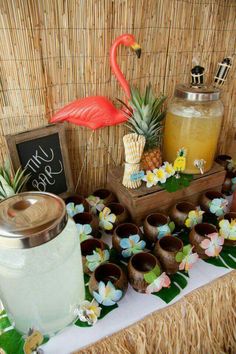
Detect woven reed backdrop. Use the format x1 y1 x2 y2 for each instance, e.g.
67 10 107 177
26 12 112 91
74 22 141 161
0 0 235 195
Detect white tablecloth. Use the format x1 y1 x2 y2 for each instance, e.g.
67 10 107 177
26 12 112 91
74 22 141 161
41 257 232 354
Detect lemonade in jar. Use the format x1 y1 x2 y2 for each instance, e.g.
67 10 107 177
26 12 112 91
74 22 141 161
163 84 224 174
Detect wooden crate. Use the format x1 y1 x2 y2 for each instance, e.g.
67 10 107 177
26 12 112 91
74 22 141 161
107 163 226 225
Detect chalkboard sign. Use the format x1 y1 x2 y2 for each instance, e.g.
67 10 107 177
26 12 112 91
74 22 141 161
6 124 74 198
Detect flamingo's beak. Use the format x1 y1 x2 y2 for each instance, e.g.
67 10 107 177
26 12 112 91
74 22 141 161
131 43 141 58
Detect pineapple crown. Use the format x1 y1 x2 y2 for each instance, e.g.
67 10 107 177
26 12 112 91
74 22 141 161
119 83 167 151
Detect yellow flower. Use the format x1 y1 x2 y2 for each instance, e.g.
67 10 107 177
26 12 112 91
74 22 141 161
163 162 175 177
219 219 236 240
185 210 204 228
153 167 167 184
142 171 158 188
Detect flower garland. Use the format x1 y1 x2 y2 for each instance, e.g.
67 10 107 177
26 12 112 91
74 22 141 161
142 161 193 192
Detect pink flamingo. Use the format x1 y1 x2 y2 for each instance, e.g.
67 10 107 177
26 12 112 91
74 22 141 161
50 34 141 129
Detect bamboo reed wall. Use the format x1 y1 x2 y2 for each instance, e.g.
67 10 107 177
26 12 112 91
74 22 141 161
0 0 235 195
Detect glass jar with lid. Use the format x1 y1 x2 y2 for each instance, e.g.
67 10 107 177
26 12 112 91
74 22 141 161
163 84 224 174
0 192 85 335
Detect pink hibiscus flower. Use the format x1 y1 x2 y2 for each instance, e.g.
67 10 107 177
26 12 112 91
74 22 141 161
200 232 224 257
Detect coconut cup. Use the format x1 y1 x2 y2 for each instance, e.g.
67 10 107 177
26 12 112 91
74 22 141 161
64 194 89 212
92 188 116 206
80 238 109 274
189 223 218 259
222 171 236 194
89 262 128 301
143 213 170 244
154 236 183 274
231 191 236 212
215 154 232 170
106 202 129 231
73 211 99 238
199 190 226 213
128 252 161 293
112 223 144 257
169 201 196 227
220 212 236 246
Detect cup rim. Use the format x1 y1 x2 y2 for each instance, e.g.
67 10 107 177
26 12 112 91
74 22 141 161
158 235 183 253
216 154 232 161
80 238 103 256
221 212 236 222
93 189 111 199
64 195 85 205
107 202 125 215
175 201 195 213
114 223 140 238
205 191 225 200
73 211 93 224
94 262 122 283
146 213 169 227
194 222 217 237
130 252 158 273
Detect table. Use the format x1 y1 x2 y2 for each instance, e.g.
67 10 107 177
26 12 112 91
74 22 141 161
41 263 236 354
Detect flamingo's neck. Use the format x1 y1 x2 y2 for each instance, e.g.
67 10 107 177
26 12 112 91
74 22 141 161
110 38 131 99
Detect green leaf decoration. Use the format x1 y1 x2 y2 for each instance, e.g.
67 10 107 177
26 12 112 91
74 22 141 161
183 244 192 255
175 252 184 262
153 271 188 303
159 174 193 193
85 285 93 302
84 273 90 285
144 271 157 284
0 312 24 354
156 272 188 302
169 221 175 233
153 265 161 277
0 311 49 354
144 265 161 284
99 303 118 319
204 245 236 269
74 319 92 327
176 228 190 246
202 212 219 227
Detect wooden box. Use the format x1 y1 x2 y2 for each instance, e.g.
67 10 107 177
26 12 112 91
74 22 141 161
107 163 226 225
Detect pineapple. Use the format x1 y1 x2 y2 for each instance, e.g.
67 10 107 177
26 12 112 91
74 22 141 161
122 83 166 171
0 160 30 200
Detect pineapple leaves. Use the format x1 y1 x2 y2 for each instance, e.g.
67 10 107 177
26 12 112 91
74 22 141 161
120 83 167 152
116 98 132 114
0 160 31 199
14 169 31 193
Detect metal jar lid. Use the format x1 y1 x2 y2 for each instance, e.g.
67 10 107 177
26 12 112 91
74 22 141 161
175 84 221 101
0 192 68 249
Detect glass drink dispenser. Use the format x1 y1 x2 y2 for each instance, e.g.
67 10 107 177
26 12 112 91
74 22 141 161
0 192 85 335
163 84 224 174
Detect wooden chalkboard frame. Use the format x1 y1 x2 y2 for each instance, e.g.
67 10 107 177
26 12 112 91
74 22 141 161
5 124 74 199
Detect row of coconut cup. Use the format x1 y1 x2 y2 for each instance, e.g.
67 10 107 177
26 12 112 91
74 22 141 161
82 237 182 296
64 189 130 238
64 187 234 250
